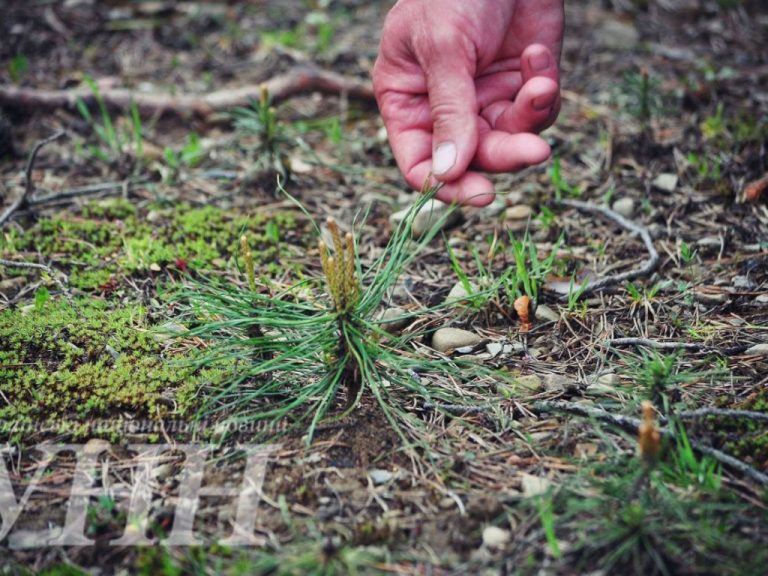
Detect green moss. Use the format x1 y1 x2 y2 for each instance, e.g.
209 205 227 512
709 390 768 468
0 296 207 439
0 199 304 291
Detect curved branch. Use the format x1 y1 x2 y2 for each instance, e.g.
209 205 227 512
0 66 375 120
560 198 660 296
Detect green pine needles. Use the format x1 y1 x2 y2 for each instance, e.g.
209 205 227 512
177 187 496 444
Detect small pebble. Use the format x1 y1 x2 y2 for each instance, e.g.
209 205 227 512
596 373 621 386
652 173 678 193
368 469 394 485
379 307 410 334
445 281 477 305
390 199 462 238
431 328 482 354
521 473 552 497
745 343 768 356
482 526 511 549
505 205 534 220
534 304 560 323
732 275 756 290
611 197 636 219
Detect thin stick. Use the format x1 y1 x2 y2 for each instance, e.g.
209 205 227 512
423 402 493 415
0 131 66 228
606 337 750 356
560 199 659 295
0 66 375 120
674 408 768 423
534 400 768 486
28 179 140 207
0 258 79 315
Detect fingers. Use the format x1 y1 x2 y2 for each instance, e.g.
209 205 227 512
521 43 560 87
481 75 560 134
472 128 551 173
404 158 496 207
421 41 480 183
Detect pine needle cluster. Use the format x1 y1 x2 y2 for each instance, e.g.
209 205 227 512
174 188 499 444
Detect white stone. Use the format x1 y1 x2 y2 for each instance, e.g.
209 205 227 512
521 473 552 498
445 281 477 305
505 205 534 220
652 173 678 192
431 328 482 353
746 343 768 356
534 304 560 323
611 197 636 219
482 526 511 548
368 469 394 485
389 199 462 238
378 307 410 334
596 373 621 386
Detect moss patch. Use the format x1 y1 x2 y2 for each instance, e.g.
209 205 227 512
0 198 305 291
0 296 214 439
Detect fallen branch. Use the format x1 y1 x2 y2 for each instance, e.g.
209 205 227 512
0 131 66 228
606 337 750 356
0 66 375 120
534 399 768 486
674 408 768 423
560 199 659 296
28 179 142 207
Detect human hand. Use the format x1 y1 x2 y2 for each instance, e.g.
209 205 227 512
373 0 564 206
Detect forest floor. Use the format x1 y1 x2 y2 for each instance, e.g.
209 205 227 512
1 1 767 574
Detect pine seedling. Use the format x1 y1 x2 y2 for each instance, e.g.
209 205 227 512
240 234 257 293
175 186 504 445
638 400 662 467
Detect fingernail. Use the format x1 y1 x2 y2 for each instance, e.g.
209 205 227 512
532 93 556 112
530 52 550 72
432 142 457 176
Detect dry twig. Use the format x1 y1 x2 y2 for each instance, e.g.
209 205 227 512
606 337 750 356
560 198 659 296
28 179 142 207
0 66 375 120
534 400 768 486
0 258 79 315
0 131 66 228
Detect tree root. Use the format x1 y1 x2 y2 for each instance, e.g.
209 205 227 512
0 66 375 120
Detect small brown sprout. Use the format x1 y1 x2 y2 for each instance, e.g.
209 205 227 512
514 295 532 333
638 400 662 465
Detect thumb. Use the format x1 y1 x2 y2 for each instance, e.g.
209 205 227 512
423 53 479 183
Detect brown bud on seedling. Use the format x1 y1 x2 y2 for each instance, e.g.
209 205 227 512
638 400 662 465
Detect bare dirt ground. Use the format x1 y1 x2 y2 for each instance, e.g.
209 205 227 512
1 1 767 574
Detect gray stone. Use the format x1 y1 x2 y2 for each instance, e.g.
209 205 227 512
521 473 552 497
445 281 477 305
482 526 511 548
368 469 394 485
390 199 462 238
505 204 534 220
432 328 482 353
652 173 678 192
611 197 636 219
534 304 560 323
746 343 768 356
379 307 410 334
